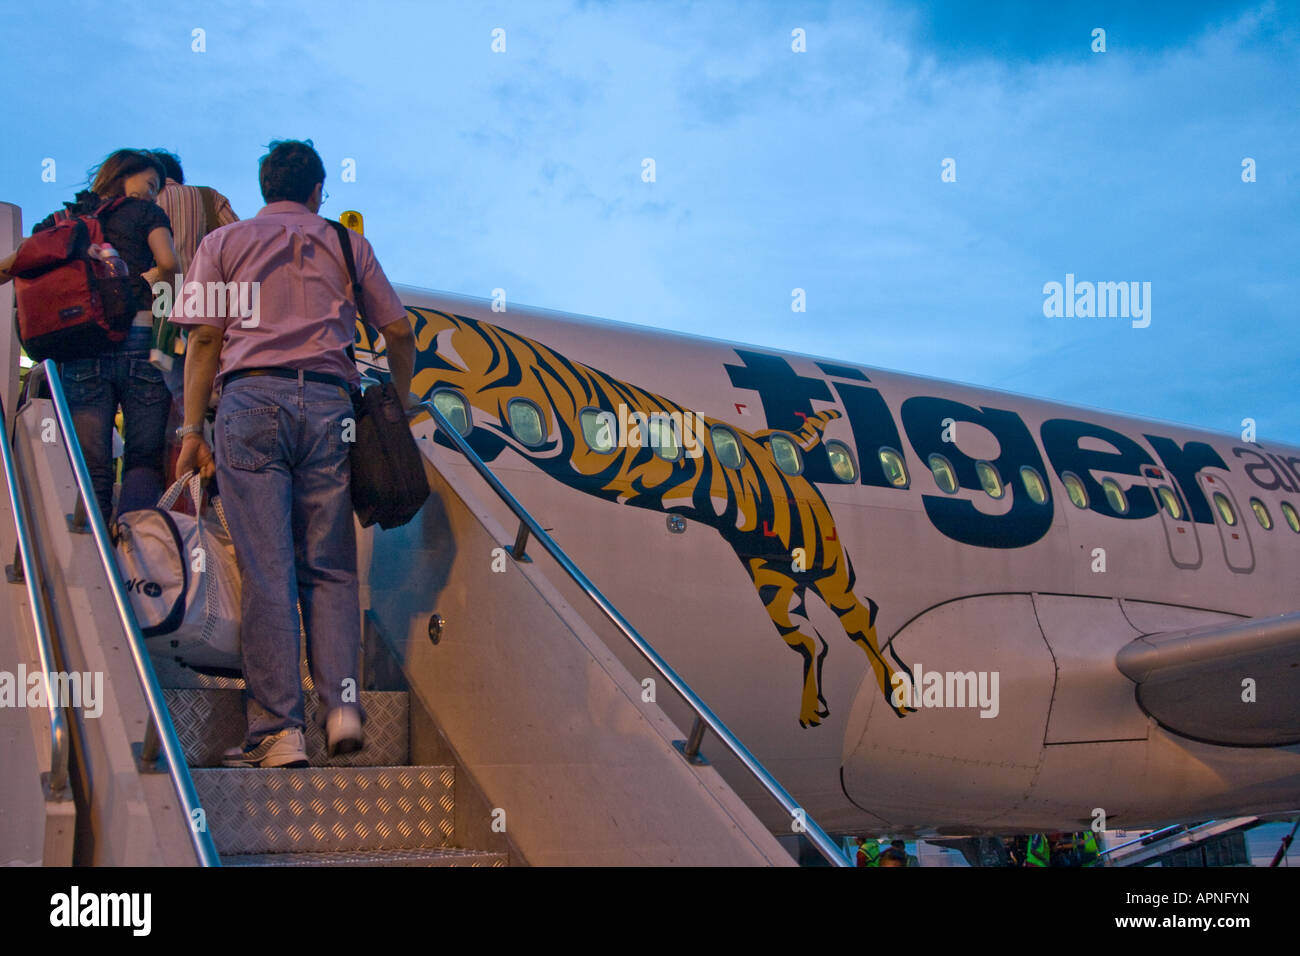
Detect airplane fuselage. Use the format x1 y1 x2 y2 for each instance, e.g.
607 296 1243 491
364 286 1300 836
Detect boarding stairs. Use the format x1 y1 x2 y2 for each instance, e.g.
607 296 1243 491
159 662 504 866
0 198 842 867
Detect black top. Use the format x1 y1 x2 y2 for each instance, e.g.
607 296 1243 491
35 191 172 302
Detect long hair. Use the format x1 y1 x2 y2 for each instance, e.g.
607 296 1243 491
88 149 167 199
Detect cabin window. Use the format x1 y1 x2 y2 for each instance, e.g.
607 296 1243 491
1020 466 1049 504
826 441 857 483
1101 477 1127 515
1282 501 1300 533
1061 471 1088 509
975 461 1003 499
1157 486 1183 521
431 389 471 437
711 426 744 469
1250 498 1272 530
647 415 681 461
507 398 546 447
1212 492 1237 526
770 434 803 476
579 408 616 453
878 447 908 488
928 454 958 494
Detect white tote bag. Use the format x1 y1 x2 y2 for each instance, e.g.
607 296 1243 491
113 473 242 672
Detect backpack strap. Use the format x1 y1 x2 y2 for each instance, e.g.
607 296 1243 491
91 195 131 223
198 186 219 235
327 218 366 365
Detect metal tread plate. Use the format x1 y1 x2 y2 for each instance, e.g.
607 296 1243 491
164 688 409 767
222 847 506 867
192 765 456 854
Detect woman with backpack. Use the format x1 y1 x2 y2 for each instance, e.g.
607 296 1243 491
1 148 181 523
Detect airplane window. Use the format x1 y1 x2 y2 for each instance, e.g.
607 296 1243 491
507 398 546 447
1157 486 1183 521
1020 466 1049 504
1250 498 1273 530
431 389 472 437
648 415 681 462
975 461 1003 499
1282 501 1300 533
878 447 908 488
711 426 744 469
928 454 958 494
1062 471 1088 509
1101 477 1128 514
770 434 803 475
579 408 616 453
826 440 857 482
1212 492 1237 526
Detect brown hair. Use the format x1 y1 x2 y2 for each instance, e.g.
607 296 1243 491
89 149 167 199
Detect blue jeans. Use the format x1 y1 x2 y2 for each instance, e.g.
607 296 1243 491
59 326 169 523
215 374 362 745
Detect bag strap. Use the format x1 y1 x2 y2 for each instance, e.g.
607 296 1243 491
157 475 190 511
327 219 365 365
209 493 231 538
93 196 130 221
158 471 232 538
199 186 219 235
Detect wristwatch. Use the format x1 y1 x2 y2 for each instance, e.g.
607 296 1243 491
176 424 204 441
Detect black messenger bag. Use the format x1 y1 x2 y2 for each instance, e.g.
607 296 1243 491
329 219 430 529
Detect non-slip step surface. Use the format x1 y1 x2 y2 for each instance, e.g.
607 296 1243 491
164 688 409 767
222 847 506 867
191 766 456 855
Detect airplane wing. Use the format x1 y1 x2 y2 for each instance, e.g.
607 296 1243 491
1116 611 1300 747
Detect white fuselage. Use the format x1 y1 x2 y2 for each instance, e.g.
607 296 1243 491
376 286 1300 836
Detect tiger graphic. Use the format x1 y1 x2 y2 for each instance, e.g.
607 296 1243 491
358 307 910 727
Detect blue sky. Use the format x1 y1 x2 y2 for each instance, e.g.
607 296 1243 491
3 0 1297 442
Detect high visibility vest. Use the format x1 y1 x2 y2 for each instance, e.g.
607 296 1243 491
857 840 881 867
1026 833 1051 867
1080 830 1101 866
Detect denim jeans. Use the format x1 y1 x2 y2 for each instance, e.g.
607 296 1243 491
215 374 362 745
59 325 169 523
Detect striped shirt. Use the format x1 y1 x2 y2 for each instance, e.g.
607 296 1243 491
157 178 238 275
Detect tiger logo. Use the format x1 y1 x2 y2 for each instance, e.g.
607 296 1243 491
358 307 910 727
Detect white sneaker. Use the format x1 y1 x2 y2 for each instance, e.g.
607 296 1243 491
326 707 363 757
221 728 308 768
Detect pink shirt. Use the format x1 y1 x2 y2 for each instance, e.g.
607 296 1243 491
170 201 408 386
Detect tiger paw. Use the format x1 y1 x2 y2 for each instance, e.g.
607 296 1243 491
799 705 827 728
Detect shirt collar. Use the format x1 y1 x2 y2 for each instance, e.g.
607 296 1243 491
257 201 315 217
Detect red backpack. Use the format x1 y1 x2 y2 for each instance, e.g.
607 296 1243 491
10 197 140 361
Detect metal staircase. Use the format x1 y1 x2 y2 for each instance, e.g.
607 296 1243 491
0 347 812 866
161 674 504 866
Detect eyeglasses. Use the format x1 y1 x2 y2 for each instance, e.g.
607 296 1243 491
320 188 329 205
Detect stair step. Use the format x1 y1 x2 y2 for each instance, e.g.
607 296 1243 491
222 847 505 867
192 766 455 855
164 689 408 767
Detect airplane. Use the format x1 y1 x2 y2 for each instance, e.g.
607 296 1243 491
2 192 1295 864
351 282 1300 840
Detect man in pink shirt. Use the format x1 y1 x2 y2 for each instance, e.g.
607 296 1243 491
172 140 415 768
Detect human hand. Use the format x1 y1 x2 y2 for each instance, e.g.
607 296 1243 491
176 436 215 482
